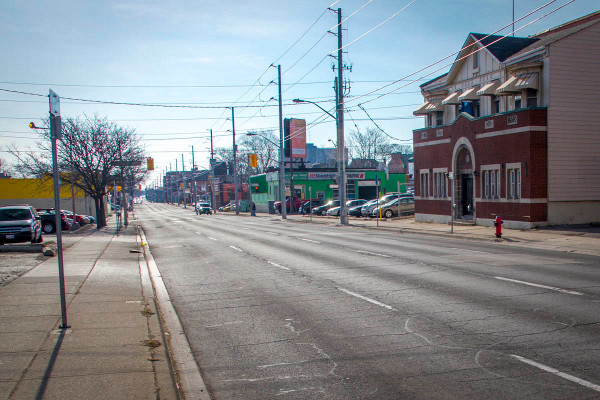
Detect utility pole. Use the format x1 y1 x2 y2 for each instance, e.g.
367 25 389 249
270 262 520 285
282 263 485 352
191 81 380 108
336 7 347 224
182 154 186 208
210 129 217 213
192 145 197 212
278 64 286 219
176 159 179 206
232 107 239 215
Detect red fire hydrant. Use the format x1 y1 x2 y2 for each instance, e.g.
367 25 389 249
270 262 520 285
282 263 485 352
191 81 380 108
493 216 503 238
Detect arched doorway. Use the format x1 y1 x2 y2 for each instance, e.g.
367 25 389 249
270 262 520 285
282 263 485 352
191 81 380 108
453 143 475 220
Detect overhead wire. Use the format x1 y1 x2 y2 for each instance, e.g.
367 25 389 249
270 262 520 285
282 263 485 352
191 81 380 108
347 0 566 106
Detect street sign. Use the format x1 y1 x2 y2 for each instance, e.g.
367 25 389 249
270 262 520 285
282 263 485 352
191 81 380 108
448 172 454 180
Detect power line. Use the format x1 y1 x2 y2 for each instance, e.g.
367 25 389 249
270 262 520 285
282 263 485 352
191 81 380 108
347 0 568 107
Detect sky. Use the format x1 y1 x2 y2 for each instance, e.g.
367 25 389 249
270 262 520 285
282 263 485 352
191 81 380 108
0 0 597 188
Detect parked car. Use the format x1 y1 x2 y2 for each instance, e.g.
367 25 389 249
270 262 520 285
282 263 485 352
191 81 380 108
326 199 368 216
361 193 411 217
371 197 415 218
195 202 212 215
62 210 88 225
219 202 234 212
300 199 323 215
311 200 340 216
274 197 304 214
0 205 43 245
36 208 70 233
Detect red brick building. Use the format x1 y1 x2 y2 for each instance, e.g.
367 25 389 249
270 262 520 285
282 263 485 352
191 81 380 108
413 11 600 229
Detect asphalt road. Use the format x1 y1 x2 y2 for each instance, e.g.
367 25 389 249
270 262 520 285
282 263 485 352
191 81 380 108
137 203 600 399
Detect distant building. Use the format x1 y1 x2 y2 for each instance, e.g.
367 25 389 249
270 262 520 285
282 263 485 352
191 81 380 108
413 11 600 228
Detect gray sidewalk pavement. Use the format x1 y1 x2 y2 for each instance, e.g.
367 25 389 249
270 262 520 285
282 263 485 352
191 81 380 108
0 218 178 400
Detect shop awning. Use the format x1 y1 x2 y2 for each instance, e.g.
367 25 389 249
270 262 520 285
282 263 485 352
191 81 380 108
514 72 538 90
495 76 519 95
442 92 461 105
458 87 479 101
413 100 443 115
477 81 500 96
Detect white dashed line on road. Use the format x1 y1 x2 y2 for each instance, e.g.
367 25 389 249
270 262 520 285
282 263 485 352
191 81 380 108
511 355 600 392
298 238 321 244
338 288 395 311
495 276 584 296
208 237 217 241
229 246 243 252
267 261 290 271
353 250 391 258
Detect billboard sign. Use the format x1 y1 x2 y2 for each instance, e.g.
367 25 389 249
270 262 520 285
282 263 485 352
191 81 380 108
284 118 307 159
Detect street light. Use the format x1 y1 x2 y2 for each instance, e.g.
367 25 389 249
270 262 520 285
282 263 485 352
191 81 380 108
293 98 347 224
246 132 286 220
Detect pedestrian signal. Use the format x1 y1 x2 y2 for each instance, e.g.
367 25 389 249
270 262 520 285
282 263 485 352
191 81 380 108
147 158 155 170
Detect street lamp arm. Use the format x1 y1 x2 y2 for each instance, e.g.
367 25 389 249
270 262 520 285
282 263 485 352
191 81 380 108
292 99 336 120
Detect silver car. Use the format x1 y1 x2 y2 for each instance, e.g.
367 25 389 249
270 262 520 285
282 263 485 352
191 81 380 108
371 197 415 218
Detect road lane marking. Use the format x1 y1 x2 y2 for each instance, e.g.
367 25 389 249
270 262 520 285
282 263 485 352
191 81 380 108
229 246 243 252
196 231 203 235
266 231 280 236
208 237 217 241
268 261 290 271
353 250 391 258
495 276 584 296
298 238 321 244
511 355 600 392
338 288 395 311
450 247 488 254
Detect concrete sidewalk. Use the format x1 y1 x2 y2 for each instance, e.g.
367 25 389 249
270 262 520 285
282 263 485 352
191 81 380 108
0 219 178 400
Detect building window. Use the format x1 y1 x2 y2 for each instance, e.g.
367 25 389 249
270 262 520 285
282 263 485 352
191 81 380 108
508 167 521 199
473 100 480 117
473 51 479 69
482 167 500 199
421 131 427 140
492 95 501 114
526 89 538 107
483 171 489 199
514 94 522 110
435 111 444 126
420 172 430 197
433 172 447 198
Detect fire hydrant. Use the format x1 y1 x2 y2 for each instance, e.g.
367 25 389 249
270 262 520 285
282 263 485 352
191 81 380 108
493 216 503 238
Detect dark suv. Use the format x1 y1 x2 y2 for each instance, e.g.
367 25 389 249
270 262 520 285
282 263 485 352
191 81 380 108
0 205 43 245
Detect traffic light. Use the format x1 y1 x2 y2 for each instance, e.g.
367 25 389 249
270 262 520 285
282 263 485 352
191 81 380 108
147 158 155 170
249 154 257 168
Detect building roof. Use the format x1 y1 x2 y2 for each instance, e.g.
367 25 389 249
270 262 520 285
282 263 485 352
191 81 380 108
419 73 448 88
506 11 600 62
470 33 539 62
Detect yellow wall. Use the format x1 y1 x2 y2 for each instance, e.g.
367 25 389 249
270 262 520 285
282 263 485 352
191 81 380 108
0 178 84 199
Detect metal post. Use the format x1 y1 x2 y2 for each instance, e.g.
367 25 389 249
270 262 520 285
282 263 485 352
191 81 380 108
232 107 239 215
398 181 401 217
49 90 69 329
278 65 286 220
450 172 455 234
376 175 380 228
336 8 347 225
309 187 312 223
210 129 217 213
182 154 186 208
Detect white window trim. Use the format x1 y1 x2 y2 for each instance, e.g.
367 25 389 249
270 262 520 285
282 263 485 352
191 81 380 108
419 169 431 198
481 164 501 200
506 162 521 200
432 168 448 199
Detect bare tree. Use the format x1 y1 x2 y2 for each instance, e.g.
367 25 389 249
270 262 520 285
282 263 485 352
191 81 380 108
239 130 279 173
347 127 410 163
10 114 145 229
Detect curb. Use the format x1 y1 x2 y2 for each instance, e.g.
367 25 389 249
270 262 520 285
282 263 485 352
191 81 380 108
138 226 212 400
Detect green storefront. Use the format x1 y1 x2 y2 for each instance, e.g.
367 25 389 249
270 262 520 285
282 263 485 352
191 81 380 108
250 169 408 213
